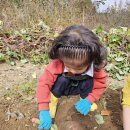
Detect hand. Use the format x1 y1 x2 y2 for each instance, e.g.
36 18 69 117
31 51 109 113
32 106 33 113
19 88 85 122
39 110 52 130
75 99 91 116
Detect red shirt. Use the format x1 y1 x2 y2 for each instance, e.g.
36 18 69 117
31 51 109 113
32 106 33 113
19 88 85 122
37 59 108 111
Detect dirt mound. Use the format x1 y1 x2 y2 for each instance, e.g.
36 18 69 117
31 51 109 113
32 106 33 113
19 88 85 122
55 89 123 130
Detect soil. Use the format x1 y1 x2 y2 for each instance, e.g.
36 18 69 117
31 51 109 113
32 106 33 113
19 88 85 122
0 62 124 130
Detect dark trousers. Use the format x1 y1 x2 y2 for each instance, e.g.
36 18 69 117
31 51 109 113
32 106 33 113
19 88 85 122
51 74 93 99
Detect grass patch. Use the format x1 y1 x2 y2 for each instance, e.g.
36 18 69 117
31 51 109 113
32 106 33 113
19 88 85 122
4 80 37 100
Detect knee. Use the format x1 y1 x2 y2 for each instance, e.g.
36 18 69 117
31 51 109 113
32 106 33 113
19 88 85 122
51 76 70 97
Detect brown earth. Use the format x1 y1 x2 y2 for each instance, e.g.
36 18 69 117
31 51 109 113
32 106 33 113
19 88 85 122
0 62 124 130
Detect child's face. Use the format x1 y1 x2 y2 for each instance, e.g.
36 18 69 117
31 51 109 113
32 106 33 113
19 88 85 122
63 59 88 74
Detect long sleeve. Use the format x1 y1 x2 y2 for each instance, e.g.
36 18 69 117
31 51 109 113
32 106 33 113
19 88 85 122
86 68 108 103
37 68 55 111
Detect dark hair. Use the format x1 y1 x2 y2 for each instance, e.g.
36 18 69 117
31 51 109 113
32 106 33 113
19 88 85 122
49 25 107 70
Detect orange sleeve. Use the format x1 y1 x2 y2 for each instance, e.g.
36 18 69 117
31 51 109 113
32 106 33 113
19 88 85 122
37 68 55 111
86 68 108 103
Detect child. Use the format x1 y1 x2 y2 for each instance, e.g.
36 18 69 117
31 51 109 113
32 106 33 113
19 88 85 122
122 75 130 130
37 25 108 130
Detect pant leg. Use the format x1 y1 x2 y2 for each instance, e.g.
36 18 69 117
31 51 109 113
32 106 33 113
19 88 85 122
79 77 93 99
51 75 71 98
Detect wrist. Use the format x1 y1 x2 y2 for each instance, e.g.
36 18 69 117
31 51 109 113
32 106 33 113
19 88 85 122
39 110 50 117
38 103 49 111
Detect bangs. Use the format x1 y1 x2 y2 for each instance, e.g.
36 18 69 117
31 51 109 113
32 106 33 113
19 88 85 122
58 45 89 64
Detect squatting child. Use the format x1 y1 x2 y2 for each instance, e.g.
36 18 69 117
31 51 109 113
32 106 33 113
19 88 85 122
37 25 108 130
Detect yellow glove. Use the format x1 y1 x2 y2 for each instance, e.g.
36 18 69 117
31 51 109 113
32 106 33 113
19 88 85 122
90 103 98 111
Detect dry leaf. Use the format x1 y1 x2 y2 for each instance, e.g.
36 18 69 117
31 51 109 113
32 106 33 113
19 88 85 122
101 110 112 116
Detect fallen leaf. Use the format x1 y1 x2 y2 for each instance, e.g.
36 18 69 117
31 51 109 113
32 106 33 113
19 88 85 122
101 110 112 116
21 59 28 64
54 32 59 38
32 73 37 79
6 97 11 100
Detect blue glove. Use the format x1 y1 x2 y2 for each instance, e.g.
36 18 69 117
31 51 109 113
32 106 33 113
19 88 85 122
39 110 52 130
75 99 91 116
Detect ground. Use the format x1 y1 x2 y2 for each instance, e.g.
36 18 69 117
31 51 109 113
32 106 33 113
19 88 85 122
0 62 124 130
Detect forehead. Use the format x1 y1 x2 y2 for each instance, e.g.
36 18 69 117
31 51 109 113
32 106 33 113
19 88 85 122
63 58 87 68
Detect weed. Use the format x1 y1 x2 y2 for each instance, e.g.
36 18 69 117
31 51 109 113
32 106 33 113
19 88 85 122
4 80 37 100
0 47 24 65
18 80 37 96
94 26 130 80
31 53 49 65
